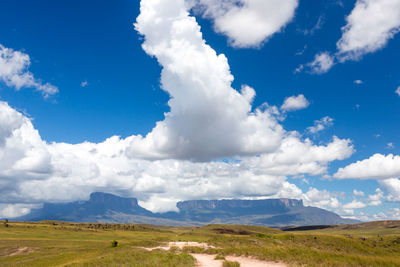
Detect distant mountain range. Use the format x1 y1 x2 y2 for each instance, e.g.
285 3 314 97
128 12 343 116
15 192 359 227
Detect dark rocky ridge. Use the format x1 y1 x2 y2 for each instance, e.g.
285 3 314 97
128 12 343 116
15 192 359 227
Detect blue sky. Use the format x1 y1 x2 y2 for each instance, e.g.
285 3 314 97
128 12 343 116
0 0 399 220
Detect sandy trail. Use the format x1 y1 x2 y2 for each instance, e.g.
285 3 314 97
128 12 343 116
141 241 286 267
142 241 215 251
225 255 286 267
191 254 221 267
9 247 34 256
191 254 286 267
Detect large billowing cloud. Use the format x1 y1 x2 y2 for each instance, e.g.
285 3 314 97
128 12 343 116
192 0 298 48
0 101 353 214
0 44 58 98
0 0 356 216
0 102 52 202
131 0 287 161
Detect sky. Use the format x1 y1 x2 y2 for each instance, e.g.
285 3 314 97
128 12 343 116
0 0 399 221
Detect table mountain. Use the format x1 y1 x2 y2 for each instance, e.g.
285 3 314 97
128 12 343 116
15 192 358 227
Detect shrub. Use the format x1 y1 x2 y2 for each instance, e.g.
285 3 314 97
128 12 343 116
214 254 225 260
223 260 240 267
111 240 118 247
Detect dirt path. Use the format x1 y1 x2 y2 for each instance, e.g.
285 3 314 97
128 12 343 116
141 241 215 251
225 255 286 267
191 254 286 267
191 254 221 267
9 247 34 256
141 241 286 267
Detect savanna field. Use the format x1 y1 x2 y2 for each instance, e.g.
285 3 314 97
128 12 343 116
1 220 400 267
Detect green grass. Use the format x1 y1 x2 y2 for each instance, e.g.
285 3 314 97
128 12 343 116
214 254 226 260
1 220 399 266
223 260 240 267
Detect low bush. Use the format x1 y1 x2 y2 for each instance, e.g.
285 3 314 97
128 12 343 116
214 254 225 260
223 260 240 267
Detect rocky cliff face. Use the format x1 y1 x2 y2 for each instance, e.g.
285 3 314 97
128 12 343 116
172 198 305 222
19 192 152 221
88 192 141 211
15 192 358 227
177 199 303 210
279 198 303 207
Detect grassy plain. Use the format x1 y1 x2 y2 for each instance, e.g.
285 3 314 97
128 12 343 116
0 220 399 266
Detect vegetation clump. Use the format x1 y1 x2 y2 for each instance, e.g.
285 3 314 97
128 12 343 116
214 254 225 260
111 240 118 247
223 260 240 267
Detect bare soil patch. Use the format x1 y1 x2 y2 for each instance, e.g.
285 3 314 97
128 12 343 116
139 241 286 266
142 241 216 251
9 247 34 256
226 255 286 267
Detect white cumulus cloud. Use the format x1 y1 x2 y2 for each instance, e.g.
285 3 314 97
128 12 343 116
343 200 367 210
0 204 41 219
334 154 400 203
367 188 385 206
193 0 298 48
396 86 400 96
0 44 58 98
334 154 400 180
353 80 363 84
0 100 354 215
306 0 400 74
353 189 365 197
371 208 400 220
306 52 335 74
303 187 341 210
132 0 289 161
337 0 400 61
342 189 384 215
307 116 334 134
380 178 400 202
81 80 88 87
281 94 310 112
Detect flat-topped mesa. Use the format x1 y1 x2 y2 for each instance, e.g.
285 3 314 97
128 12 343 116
176 198 304 216
32 192 152 220
89 192 139 207
177 198 303 209
279 198 303 207
14 192 358 226
85 192 154 216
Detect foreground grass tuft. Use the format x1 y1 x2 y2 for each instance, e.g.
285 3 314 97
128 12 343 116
111 240 118 247
223 260 240 267
215 254 225 260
